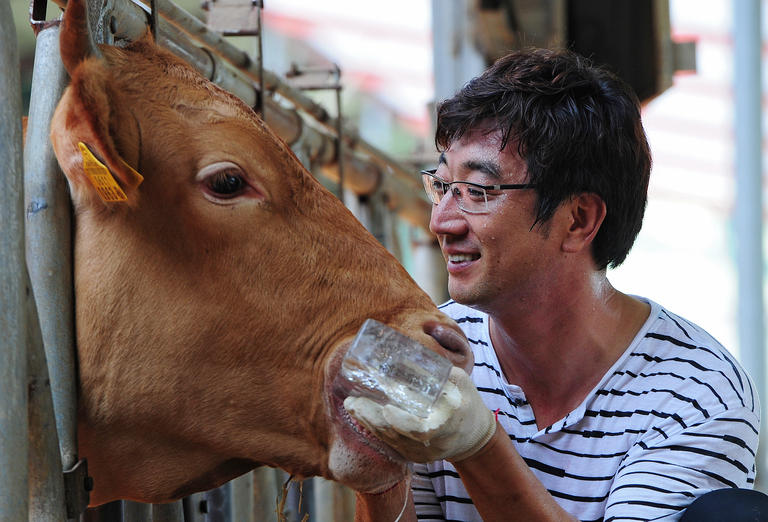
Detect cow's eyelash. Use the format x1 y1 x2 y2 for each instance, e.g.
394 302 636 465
205 170 248 198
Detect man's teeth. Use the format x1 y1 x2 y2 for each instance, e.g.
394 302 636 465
449 254 478 263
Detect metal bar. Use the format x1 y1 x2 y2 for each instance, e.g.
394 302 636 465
334 69 344 202
151 500 183 521
23 21 79 475
256 0 264 117
230 473 255 522
150 0 159 41
123 500 152 521
253 468 280 522
26 274 68 522
733 0 766 491
0 0 30 518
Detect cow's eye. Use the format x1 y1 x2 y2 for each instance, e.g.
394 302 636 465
198 162 251 201
208 171 246 197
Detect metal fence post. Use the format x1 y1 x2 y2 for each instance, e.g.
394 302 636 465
231 472 255 522
253 467 281 521
151 501 184 521
27 274 68 521
24 21 78 476
0 0 30 519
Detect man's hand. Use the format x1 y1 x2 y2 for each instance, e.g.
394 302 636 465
344 366 496 463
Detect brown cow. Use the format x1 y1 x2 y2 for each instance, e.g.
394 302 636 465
49 0 471 506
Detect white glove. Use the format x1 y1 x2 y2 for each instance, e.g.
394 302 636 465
344 366 496 463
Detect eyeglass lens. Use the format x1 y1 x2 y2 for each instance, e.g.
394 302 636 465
422 173 488 214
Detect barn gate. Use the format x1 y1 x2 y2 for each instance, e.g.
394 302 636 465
0 0 447 519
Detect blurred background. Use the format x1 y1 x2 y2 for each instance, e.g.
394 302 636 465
9 0 768 495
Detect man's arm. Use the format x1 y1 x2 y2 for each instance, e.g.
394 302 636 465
451 424 576 522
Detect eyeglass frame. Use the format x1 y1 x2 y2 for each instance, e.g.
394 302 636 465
420 168 537 214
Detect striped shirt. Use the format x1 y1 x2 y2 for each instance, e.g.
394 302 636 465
412 298 759 522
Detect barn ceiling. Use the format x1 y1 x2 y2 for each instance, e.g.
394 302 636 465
468 0 696 103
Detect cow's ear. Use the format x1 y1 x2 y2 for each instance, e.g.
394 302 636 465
50 59 143 209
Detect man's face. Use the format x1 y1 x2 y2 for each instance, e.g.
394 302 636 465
429 129 561 312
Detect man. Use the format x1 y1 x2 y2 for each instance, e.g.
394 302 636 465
346 48 760 521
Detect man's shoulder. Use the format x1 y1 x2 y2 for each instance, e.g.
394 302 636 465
640 302 737 369
629 300 757 415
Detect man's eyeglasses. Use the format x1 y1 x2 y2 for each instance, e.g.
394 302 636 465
420 169 537 214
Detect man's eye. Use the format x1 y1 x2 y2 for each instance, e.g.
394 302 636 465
466 187 486 200
207 171 246 198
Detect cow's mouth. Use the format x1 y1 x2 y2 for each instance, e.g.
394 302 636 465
323 323 471 492
325 339 404 462
323 339 408 492
330 383 404 462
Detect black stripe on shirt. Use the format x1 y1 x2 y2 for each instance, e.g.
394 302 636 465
629 350 745 408
455 316 483 324
618 468 698 488
526 438 630 459
585 408 688 429
605 498 687 512
715 416 759 435
644 332 724 364
610 482 696 499
474 361 502 378
560 426 647 439
435 494 474 505
636 441 749 473
423 468 461 480
548 488 609 503
662 309 693 340
683 430 754 455
524 456 616 482
618 458 740 488
595 387 710 418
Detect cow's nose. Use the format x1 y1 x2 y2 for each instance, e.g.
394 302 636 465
423 321 473 373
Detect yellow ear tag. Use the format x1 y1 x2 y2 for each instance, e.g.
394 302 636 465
78 142 129 203
119 156 144 186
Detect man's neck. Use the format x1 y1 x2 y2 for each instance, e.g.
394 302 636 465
486 276 650 429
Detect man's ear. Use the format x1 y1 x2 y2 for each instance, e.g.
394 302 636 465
561 193 606 254
50 58 143 209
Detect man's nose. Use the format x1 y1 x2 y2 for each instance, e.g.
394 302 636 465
429 191 466 236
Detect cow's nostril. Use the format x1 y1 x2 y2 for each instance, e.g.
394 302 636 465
425 322 473 372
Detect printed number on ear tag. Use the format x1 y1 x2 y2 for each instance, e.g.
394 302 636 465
78 142 128 203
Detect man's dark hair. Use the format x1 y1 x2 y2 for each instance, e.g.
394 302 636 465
435 48 651 270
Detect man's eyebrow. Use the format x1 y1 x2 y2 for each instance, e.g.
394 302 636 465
462 160 502 180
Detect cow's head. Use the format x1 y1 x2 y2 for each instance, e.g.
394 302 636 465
49 0 471 506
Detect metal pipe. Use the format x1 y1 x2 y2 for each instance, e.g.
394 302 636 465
733 0 766 491
23 22 79 474
123 500 152 521
311 477 354 522
26 277 68 521
151 500 183 521
0 0 30 518
230 472 255 522
253 468 280 521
